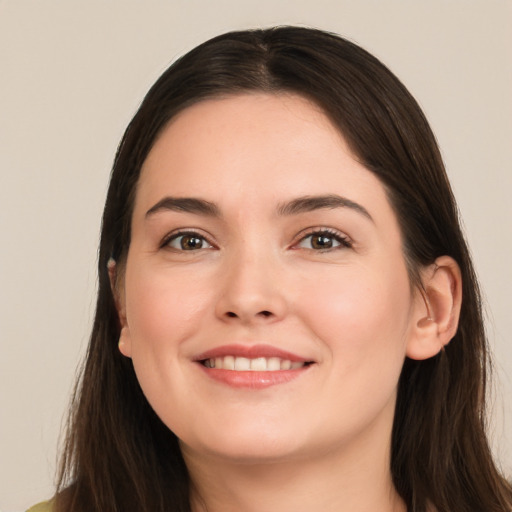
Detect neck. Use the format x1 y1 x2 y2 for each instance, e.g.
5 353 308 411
183 407 406 512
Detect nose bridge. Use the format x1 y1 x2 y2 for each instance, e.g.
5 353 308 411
216 235 287 323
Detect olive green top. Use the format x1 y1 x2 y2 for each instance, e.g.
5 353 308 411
26 501 52 512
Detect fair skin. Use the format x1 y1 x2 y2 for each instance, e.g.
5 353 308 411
112 93 461 512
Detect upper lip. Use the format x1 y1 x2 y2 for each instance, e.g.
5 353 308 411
194 344 313 363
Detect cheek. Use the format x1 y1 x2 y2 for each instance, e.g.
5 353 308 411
124 265 212 360
122 265 214 432
294 265 412 433
296 264 412 368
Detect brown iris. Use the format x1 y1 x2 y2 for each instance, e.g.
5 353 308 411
310 234 334 249
180 235 205 250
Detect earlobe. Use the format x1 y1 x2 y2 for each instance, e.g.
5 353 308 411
406 256 462 361
118 326 133 358
107 258 132 358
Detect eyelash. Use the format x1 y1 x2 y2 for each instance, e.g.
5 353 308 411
293 228 352 251
161 230 215 251
161 227 352 253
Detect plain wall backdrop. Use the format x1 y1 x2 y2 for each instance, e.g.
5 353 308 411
1 1 511 510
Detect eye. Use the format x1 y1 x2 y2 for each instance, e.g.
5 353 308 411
296 229 352 251
164 231 214 251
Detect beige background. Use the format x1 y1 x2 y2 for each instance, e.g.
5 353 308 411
1 1 511 510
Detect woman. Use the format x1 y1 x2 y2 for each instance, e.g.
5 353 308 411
30 26 512 511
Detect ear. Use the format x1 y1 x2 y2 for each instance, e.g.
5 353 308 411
107 258 132 358
406 256 462 360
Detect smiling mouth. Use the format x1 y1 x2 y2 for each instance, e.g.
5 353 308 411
202 356 312 371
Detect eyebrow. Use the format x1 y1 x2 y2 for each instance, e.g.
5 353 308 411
146 197 221 218
277 194 373 221
145 194 372 221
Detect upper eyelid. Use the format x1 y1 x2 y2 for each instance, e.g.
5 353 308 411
291 228 353 251
293 226 351 242
161 229 217 249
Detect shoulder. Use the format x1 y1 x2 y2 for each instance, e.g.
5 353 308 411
26 501 53 512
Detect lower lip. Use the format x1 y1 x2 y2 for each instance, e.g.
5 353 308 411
197 364 312 389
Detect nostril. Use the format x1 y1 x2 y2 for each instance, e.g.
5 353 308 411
223 310 275 320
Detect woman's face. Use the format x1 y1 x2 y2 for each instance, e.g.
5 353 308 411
118 93 425 463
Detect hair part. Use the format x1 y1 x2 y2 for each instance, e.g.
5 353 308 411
56 26 512 512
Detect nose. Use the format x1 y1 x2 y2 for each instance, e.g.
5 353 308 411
215 248 288 325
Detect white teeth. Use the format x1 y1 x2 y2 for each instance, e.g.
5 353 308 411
223 355 235 370
234 357 250 371
280 360 291 370
250 357 267 371
267 357 281 371
204 356 307 371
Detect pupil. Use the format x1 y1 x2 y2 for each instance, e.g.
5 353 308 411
181 235 202 250
312 235 332 249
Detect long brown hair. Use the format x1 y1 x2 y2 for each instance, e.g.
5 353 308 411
56 26 512 512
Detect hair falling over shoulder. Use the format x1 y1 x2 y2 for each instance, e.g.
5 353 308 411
54 26 512 512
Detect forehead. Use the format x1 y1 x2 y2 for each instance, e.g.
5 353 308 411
137 93 387 207
144 93 344 175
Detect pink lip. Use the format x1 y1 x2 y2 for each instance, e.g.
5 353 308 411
198 366 311 389
194 344 310 363
193 344 314 389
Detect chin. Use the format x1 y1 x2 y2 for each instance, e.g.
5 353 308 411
180 422 323 465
